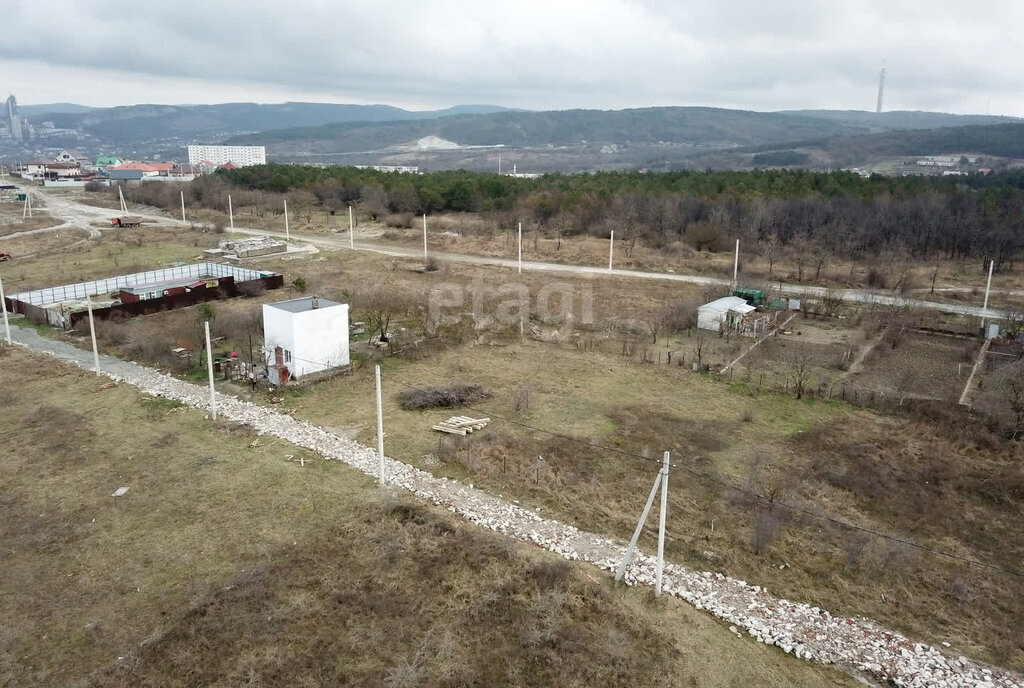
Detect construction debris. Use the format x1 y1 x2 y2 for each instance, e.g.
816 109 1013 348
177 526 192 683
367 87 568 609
432 416 490 435
212 236 286 260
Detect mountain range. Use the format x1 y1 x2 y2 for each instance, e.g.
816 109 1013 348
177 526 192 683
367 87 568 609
27 102 512 143
15 101 1024 172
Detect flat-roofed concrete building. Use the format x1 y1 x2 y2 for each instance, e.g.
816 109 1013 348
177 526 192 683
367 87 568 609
187 144 266 167
263 296 350 381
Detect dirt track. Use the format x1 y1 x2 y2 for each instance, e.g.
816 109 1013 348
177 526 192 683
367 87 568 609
17 182 1018 320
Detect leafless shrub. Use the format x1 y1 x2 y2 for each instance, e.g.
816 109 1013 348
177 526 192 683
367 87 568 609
819 289 844 318
93 317 130 346
751 504 787 555
661 299 697 332
424 255 441 272
398 383 491 410
514 386 531 413
841 532 871 572
866 266 888 289
385 654 424 688
531 559 571 589
384 213 413 229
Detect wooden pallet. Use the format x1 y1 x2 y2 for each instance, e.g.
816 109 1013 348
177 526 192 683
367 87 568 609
432 415 491 436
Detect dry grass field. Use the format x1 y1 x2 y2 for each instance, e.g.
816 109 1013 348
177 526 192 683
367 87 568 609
76 183 1024 296
0 346 857 687
5 217 1024 676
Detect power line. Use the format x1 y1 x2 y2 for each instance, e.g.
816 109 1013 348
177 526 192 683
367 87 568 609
385 373 1024 580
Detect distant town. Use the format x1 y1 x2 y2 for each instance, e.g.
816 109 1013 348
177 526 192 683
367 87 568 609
4 140 268 187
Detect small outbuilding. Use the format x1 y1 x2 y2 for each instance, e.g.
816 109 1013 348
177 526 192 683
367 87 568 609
263 295 350 382
697 296 756 332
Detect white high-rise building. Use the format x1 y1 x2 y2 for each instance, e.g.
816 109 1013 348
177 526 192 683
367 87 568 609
187 144 266 167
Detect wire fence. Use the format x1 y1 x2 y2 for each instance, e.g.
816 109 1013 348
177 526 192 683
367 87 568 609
376 372 1024 580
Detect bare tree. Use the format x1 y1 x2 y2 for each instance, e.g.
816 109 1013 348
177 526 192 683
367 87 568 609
813 245 831 282
692 334 708 366
791 236 812 282
1002 307 1024 339
819 289 845 318
357 282 411 343
760 233 779 278
1005 363 1024 438
647 310 663 344
784 344 813 399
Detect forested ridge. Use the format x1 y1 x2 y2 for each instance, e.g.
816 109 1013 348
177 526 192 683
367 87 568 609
199 165 1024 268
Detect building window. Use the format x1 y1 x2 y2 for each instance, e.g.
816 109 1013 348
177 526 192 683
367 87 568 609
284 350 292 363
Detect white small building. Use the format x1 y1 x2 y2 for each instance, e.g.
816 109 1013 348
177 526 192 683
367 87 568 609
697 296 756 332
263 295 349 381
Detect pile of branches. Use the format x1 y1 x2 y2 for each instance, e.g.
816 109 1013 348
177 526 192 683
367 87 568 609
398 383 491 410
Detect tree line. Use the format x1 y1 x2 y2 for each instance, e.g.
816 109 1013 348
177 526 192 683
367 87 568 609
160 165 1024 270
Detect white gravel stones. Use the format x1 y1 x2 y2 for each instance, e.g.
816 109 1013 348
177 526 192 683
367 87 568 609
12 328 1024 688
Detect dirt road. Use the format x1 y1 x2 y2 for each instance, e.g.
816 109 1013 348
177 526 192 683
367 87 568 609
22 184 1012 320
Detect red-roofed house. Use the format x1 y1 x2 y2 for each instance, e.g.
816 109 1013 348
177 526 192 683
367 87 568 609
111 162 174 177
218 162 237 170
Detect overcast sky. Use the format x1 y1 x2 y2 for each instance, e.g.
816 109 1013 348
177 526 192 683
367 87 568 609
1 0 1022 115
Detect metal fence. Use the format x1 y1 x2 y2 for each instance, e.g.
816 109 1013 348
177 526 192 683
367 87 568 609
9 262 276 307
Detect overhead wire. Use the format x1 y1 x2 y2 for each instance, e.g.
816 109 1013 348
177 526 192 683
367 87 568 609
383 372 1024 579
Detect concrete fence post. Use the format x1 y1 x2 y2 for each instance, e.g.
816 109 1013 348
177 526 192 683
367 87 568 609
0 270 11 345
656 450 670 596
376 364 385 486
204 320 217 420
615 468 663 582
86 294 100 374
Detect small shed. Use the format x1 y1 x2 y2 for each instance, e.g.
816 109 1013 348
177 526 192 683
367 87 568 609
263 295 350 381
697 296 756 332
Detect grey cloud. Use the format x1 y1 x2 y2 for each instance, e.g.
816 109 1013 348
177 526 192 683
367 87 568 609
1 0 1022 114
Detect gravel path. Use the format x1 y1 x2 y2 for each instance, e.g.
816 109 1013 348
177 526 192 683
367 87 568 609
8 323 1022 688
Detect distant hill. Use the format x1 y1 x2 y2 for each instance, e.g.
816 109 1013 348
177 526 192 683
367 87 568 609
231 107 868 152
231 107 1024 159
681 121 1024 170
15 100 1022 172
17 102 99 116
814 122 1024 163
780 110 1019 133
27 101 513 144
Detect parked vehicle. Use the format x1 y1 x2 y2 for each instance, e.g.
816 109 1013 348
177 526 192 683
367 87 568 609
110 216 143 228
